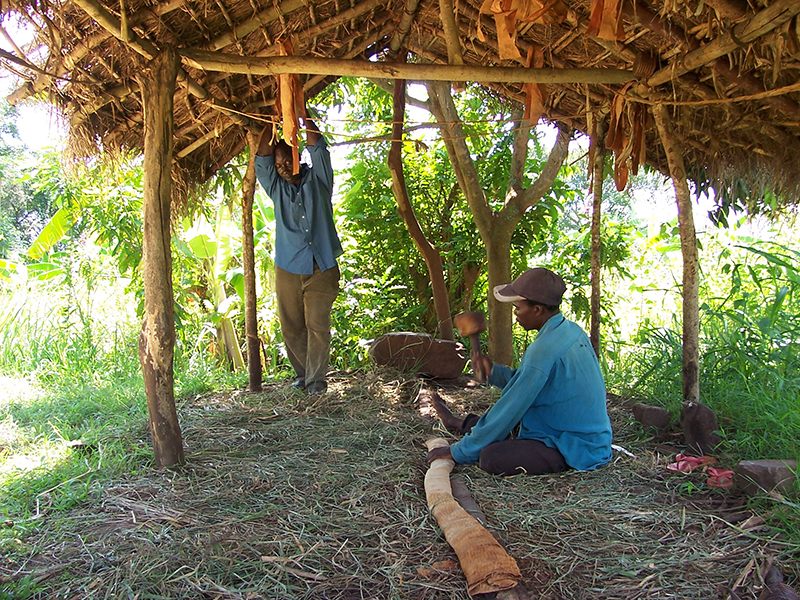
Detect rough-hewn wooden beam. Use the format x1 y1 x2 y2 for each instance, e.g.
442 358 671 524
138 47 185 468
7 0 187 105
71 0 251 130
175 27 393 159
646 0 800 87
203 0 306 50
242 130 262 392
389 0 421 56
625 2 800 122
180 49 634 84
652 104 700 404
439 0 464 67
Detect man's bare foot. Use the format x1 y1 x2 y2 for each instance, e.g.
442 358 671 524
417 388 465 434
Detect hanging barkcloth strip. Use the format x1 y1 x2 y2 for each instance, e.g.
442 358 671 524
476 0 568 62
523 45 546 123
587 0 625 41
274 40 307 175
605 82 632 191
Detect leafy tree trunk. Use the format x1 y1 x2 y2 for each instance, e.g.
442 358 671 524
427 81 571 363
137 48 184 468
389 78 453 339
242 131 262 391
653 105 700 403
589 120 607 356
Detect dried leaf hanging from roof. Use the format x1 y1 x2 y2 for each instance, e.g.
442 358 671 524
523 46 546 123
477 0 569 62
274 40 306 175
587 0 625 41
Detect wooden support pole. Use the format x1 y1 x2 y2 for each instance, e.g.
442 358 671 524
589 118 607 356
71 0 251 130
388 77 454 340
389 0 421 56
645 0 800 88
180 49 635 84
652 104 700 404
439 0 464 67
242 131 262 392
138 47 184 468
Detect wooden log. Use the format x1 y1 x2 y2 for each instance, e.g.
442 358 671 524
71 0 251 130
646 0 800 87
242 131 262 392
180 49 635 84
589 117 606 356
624 2 800 121
652 104 700 404
439 0 464 66
6 0 187 105
138 47 185 468
388 77 454 340
389 0 422 56
424 438 521 596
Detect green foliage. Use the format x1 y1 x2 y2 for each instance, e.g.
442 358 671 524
608 234 800 461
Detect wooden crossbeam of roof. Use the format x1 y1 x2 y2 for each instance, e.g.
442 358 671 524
179 50 635 84
645 0 800 88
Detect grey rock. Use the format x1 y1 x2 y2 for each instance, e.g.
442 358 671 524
369 332 468 380
735 459 798 496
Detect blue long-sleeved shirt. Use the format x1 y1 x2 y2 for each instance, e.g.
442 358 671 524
255 137 343 275
450 314 612 470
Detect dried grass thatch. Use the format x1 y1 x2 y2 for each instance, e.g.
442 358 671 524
2 371 797 598
1 0 800 207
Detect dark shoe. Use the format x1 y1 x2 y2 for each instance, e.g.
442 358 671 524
291 377 306 390
305 380 328 395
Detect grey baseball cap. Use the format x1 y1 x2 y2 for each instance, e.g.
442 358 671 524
493 267 566 305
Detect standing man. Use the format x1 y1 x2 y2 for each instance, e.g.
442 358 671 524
255 112 342 395
425 267 612 475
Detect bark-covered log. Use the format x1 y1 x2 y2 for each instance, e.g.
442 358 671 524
138 47 184 468
242 131 262 391
653 104 700 403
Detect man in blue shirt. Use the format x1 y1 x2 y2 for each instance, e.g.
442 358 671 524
255 113 343 395
426 267 612 475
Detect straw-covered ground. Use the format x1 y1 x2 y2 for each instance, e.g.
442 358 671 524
3 371 798 599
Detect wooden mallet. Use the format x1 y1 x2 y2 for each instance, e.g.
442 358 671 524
453 311 487 380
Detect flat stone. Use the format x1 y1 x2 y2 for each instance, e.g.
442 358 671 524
369 332 468 380
734 459 798 495
681 401 721 455
631 403 671 431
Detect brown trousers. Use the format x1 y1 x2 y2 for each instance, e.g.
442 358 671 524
461 414 568 476
275 264 340 386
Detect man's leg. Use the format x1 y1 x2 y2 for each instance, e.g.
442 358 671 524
302 265 339 392
275 266 307 381
478 439 568 476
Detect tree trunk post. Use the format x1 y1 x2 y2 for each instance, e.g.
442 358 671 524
589 119 607 356
138 47 184 467
242 131 263 391
388 77 454 340
486 229 514 365
653 104 700 403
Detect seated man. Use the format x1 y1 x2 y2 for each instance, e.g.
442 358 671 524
426 267 612 476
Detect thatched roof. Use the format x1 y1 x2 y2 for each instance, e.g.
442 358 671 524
3 0 800 205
